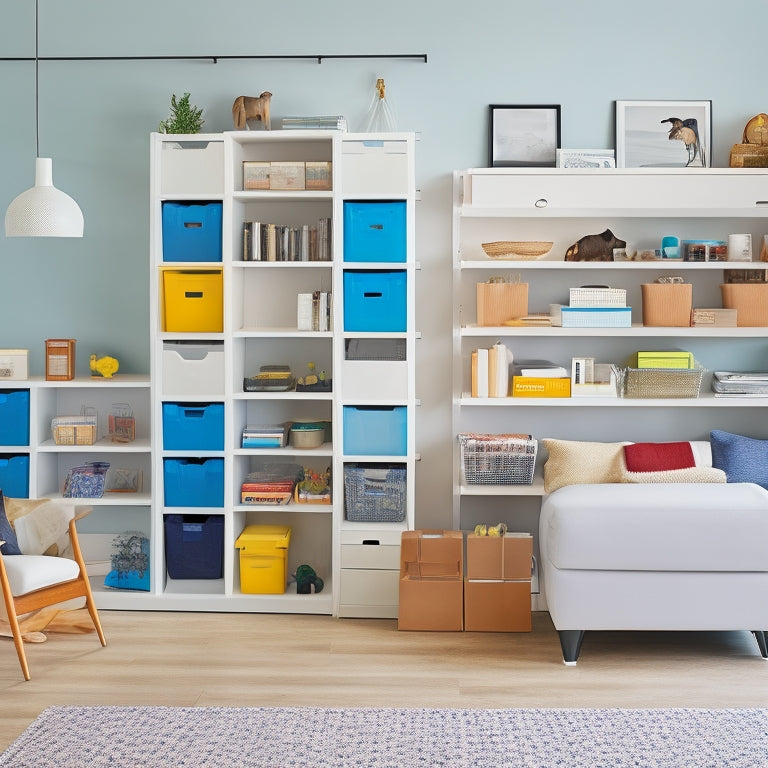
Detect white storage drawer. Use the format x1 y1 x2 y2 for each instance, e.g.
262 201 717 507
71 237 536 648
160 139 224 197
342 139 410 197
342 360 408 400
339 568 400 606
467 169 768 211
341 542 401 570
162 341 224 396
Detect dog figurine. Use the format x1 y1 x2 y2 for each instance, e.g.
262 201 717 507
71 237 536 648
232 92 272 130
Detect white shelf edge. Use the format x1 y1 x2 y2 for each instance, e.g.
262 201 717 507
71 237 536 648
460 323 768 338
459 259 759 270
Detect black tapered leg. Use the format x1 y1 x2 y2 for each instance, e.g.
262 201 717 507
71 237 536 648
558 630 585 665
753 631 768 658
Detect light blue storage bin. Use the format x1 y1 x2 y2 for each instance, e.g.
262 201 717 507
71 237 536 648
163 457 224 507
0 390 29 446
0 454 30 498
344 201 406 262
162 402 224 451
162 202 223 262
343 406 407 456
343 270 407 332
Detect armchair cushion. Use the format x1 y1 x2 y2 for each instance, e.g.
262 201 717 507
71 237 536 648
3 554 80 597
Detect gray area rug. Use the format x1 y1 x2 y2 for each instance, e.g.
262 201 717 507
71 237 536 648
1 705 766 767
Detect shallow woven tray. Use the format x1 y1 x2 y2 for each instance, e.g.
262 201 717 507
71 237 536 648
482 241 553 260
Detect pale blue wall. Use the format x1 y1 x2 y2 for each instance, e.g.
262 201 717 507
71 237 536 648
0 0 764 524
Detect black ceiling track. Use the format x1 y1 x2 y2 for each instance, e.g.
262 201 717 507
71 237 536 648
1 53 428 64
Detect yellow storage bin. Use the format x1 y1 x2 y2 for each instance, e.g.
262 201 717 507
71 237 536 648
235 525 291 594
163 269 223 332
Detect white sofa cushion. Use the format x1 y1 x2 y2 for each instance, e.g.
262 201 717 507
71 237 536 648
3 554 80 597
541 482 768 572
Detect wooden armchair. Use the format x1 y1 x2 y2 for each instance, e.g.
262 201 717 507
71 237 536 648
0 505 106 680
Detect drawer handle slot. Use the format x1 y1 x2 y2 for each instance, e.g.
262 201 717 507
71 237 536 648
363 292 383 298
184 222 203 228
184 291 204 298
362 539 381 546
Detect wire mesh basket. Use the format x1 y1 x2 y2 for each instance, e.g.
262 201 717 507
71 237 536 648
459 433 537 485
344 464 407 522
615 366 705 399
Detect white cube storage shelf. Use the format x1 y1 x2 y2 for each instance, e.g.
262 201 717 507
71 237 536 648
147 130 417 617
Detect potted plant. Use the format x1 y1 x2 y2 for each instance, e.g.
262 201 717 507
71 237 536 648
159 92 205 134
295 467 331 504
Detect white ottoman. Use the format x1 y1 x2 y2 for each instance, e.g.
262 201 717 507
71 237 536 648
539 482 768 664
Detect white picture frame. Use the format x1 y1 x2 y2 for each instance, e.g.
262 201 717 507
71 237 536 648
615 99 712 168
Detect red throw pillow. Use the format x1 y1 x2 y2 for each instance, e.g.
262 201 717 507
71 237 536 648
623 442 695 472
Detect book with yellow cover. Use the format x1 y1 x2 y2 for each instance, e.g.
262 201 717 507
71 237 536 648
511 376 571 398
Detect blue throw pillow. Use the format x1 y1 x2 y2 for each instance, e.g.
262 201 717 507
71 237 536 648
710 430 768 488
0 491 22 555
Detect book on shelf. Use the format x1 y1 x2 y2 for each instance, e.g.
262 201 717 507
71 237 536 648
298 291 332 331
281 115 347 131
512 360 569 378
471 342 512 398
712 370 768 396
242 217 331 262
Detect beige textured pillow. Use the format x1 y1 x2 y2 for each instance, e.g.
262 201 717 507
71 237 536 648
542 439 628 493
622 466 727 484
4 496 50 524
4 497 73 557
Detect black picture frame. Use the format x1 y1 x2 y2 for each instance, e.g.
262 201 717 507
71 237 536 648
489 104 561 167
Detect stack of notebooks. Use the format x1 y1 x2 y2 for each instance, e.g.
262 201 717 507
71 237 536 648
470 342 513 398
241 462 303 505
712 371 768 397
281 115 347 131
510 359 571 398
242 424 288 448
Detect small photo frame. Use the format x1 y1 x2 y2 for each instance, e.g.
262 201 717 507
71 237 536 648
489 104 561 167
556 149 616 169
615 100 712 168
106 468 142 493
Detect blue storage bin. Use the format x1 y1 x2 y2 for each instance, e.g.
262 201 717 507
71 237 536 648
343 406 407 456
0 390 29 446
163 457 224 507
0 454 29 498
162 201 223 262
343 270 407 332
162 402 224 451
344 201 406 262
164 514 224 579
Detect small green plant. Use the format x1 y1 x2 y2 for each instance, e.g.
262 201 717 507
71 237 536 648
159 92 205 134
298 467 331 495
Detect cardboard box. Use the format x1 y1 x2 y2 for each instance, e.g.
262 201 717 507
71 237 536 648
721 283 768 326
691 308 738 327
634 351 694 369
270 161 305 190
463 579 531 632
243 161 270 190
641 283 692 327
466 533 533 581
398 577 464 631
398 530 464 631
305 161 332 190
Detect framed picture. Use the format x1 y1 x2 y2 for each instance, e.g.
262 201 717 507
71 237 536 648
489 104 561 167
615 100 712 168
556 149 615 169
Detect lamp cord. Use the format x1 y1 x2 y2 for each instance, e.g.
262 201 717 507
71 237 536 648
34 0 39 157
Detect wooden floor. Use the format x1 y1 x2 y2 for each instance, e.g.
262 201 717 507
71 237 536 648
1 609 767 751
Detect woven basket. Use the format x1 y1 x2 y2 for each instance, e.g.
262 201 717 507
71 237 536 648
481 241 553 260
620 367 704 399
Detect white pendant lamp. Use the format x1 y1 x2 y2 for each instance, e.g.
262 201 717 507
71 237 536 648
5 0 84 238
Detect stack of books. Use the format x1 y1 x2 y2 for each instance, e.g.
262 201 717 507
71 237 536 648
240 462 303 505
510 360 571 398
281 115 347 131
558 286 631 328
712 371 768 397
241 424 288 448
242 217 331 262
297 291 332 331
470 342 512 398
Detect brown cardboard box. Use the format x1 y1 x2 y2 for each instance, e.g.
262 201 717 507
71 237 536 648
721 283 768 326
641 283 693 327
398 530 464 631
466 534 533 581
400 530 463 579
398 577 464 631
463 579 531 632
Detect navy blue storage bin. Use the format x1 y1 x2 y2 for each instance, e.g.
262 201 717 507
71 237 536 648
0 454 30 498
163 457 224 507
162 201 223 262
343 270 407 331
344 201 406 262
343 406 407 456
0 390 29 446
164 514 224 579
162 402 224 451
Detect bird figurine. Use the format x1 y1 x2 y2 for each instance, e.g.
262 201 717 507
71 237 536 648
90 354 119 379
661 117 705 167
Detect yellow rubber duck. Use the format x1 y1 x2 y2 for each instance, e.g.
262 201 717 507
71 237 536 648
90 354 119 379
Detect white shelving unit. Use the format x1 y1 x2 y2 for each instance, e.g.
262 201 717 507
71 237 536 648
146 131 416 615
0 375 152 609
452 167 768 610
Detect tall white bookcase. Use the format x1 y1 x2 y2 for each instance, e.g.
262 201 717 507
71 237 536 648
452 167 768 610
147 130 416 616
